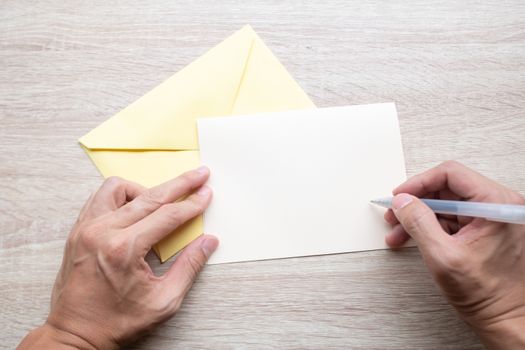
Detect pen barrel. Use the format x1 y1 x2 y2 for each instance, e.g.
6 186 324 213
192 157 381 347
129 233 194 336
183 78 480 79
421 199 525 225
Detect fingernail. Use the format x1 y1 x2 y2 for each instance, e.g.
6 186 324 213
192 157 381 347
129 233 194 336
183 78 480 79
196 166 209 175
201 236 219 258
197 185 211 197
392 193 413 210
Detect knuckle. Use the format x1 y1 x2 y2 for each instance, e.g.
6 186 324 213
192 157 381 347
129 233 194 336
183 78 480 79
160 204 184 227
77 222 105 250
103 236 131 266
188 196 207 212
177 173 195 189
103 176 125 192
141 190 165 208
440 160 461 170
438 160 465 175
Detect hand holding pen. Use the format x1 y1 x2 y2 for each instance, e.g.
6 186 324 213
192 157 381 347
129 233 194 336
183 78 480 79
380 161 525 349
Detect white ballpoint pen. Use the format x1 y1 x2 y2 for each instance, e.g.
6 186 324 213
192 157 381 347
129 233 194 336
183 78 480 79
371 197 525 225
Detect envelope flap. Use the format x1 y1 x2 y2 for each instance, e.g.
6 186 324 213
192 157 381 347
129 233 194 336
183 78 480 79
79 25 256 150
232 32 315 115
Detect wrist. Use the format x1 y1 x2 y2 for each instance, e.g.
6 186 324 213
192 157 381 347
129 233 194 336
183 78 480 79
17 322 100 350
474 317 525 350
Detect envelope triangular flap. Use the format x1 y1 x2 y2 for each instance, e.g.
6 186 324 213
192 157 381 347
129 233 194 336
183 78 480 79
232 32 315 115
79 25 256 151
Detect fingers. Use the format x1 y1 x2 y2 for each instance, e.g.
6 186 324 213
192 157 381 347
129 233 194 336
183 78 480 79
128 186 212 251
159 235 219 312
115 166 210 227
384 209 398 225
391 193 451 253
386 212 463 248
394 161 503 202
385 224 410 247
80 177 146 221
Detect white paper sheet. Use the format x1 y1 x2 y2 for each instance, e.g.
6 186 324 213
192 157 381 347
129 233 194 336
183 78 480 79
198 103 409 264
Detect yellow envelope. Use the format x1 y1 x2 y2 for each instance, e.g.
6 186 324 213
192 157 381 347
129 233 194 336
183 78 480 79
79 25 315 262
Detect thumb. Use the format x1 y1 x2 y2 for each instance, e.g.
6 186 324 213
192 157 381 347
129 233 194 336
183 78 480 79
162 234 219 300
391 194 449 252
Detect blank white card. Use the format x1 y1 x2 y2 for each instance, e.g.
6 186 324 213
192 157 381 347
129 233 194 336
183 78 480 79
198 103 408 264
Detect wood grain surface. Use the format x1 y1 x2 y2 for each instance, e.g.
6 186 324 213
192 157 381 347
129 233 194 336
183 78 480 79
1 0 524 349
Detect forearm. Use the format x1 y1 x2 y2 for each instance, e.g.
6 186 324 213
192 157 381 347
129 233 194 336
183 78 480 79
17 323 98 350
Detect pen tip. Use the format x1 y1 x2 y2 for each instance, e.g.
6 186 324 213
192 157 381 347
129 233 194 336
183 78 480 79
370 197 392 208
370 200 379 207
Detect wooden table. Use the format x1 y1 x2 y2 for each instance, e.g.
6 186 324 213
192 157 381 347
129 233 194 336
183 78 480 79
2 1 524 348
